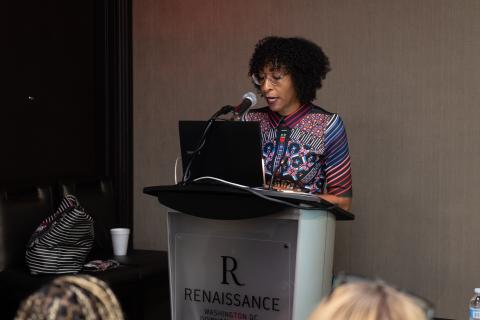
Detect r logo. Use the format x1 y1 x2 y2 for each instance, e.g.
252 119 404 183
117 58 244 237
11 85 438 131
221 256 245 286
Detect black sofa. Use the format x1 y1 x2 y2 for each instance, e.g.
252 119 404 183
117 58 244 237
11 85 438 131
0 179 170 319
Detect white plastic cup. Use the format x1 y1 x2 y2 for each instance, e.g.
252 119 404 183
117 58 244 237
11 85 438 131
110 228 130 256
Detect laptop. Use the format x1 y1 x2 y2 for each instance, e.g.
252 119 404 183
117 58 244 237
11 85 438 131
178 121 265 188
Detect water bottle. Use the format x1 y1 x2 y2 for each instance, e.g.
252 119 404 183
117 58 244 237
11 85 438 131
469 288 480 320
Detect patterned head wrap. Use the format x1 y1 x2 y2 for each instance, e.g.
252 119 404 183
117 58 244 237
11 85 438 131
15 275 124 320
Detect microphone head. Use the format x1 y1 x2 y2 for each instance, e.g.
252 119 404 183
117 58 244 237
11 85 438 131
242 92 257 108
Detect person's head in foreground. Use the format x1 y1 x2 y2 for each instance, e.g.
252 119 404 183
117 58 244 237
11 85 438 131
15 275 124 320
309 279 432 320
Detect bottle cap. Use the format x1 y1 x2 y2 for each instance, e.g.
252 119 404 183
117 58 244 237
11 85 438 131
475 288 480 294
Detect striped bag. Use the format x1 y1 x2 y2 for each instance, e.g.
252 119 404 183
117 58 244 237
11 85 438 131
25 195 94 274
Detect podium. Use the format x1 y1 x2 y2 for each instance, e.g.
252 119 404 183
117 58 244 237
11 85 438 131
144 184 354 320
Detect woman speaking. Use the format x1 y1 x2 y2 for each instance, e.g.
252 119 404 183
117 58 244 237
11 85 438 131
245 36 352 211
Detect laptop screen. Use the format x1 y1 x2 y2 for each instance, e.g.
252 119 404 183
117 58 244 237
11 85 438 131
178 121 265 188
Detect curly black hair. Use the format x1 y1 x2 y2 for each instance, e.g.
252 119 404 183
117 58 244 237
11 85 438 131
249 36 331 104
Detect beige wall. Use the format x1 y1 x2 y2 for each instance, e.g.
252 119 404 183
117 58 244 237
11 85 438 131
133 0 480 318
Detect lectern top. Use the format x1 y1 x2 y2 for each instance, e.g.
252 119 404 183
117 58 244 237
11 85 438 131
143 184 354 221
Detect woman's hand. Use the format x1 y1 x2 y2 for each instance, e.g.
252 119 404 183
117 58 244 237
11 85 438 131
318 194 352 211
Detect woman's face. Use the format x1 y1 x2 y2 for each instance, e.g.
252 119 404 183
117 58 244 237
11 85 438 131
256 65 301 116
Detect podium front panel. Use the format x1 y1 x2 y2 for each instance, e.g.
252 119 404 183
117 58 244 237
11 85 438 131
168 212 298 320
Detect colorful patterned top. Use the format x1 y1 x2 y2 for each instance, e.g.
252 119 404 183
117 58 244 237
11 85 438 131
245 104 352 197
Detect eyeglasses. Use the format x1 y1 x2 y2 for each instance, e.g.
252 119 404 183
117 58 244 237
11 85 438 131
332 274 435 320
251 71 288 86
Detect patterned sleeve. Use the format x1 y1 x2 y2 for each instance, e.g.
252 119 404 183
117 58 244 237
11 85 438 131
324 114 353 197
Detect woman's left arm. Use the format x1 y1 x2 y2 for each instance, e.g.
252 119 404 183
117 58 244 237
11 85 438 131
321 115 353 211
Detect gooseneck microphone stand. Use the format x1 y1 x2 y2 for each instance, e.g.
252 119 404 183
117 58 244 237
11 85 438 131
180 105 234 185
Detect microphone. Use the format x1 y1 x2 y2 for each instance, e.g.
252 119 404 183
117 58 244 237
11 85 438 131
233 92 257 120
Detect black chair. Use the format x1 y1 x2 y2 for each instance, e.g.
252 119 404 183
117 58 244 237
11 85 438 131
0 180 170 319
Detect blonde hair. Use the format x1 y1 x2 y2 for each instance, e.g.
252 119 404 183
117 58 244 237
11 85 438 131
309 281 428 320
15 275 124 320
